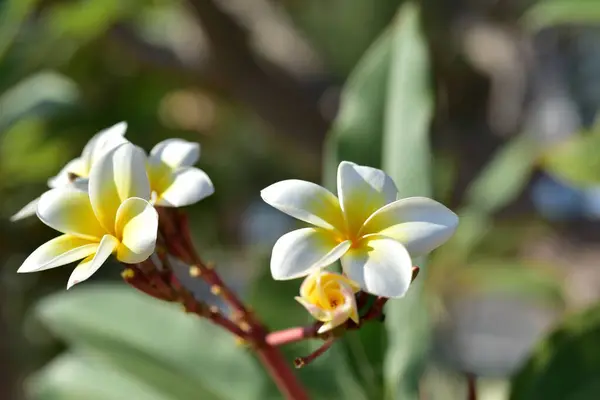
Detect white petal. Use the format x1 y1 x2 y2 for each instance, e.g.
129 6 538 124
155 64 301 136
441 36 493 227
115 197 158 263
337 161 398 235
89 142 150 233
47 158 86 188
361 197 458 256
341 237 413 298
81 122 128 171
18 234 98 273
37 189 106 240
261 180 345 231
67 234 119 289
150 138 200 169
271 228 351 280
11 196 40 221
153 167 214 207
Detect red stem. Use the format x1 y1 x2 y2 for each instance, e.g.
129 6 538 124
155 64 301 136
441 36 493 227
266 325 319 347
256 345 310 400
294 339 335 369
466 373 477 400
158 208 310 400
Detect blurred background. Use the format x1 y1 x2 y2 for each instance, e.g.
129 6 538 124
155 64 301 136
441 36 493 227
1 0 600 399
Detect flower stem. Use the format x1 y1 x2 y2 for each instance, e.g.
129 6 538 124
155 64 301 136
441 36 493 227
294 339 335 369
157 207 310 400
466 373 477 400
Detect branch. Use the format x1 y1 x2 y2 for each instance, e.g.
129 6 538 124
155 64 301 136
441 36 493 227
185 0 329 150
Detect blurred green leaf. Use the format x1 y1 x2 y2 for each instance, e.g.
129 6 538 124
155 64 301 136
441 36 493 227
381 3 433 400
436 134 538 265
29 352 187 400
0 118 67 186
283 0 400 75
47 0 143 40
524 0 600 31
459 261 565 307
0 71 79 130
541 130 600 187
0 0 39 60
33 284 268 400
464 134 537 214
323 29 393 189
510 303 600 400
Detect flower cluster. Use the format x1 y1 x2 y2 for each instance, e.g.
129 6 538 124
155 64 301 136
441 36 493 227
14 123 458 336
262 161 458 332
14 123 214 288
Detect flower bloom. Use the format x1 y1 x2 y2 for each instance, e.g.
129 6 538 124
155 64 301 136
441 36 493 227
295 271 360 334
17 142 158 289
11 122 128 221
146 139 214 207
261 161 458 298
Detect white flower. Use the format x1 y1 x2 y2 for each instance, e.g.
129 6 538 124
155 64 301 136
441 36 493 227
295 270 360 334
261 161 458 298
11 122 128 221
17 142 158 289
146 138 214 207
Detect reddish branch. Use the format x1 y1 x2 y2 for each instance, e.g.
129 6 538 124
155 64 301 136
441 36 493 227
152 207 309 400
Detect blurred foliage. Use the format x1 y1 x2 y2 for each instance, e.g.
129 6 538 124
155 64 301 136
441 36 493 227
510 303 600 400
541 128 600 187
2 0 600 399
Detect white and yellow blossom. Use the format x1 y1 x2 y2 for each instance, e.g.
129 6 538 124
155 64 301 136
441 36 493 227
146 138 214 207
11 122 128 221
261 161 458 298
295 271 360 334
17 142 158 289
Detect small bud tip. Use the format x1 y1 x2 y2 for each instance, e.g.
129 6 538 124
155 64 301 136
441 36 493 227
189 266 201 277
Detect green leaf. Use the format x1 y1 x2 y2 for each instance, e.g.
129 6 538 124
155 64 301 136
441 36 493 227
33 284 268 400
541 130 600 187
523 0 600 31
0 71 79 131
510 303 600 400
282 0 400 75
323 28 393 189
458 260 565 307
28 352 174 400
464 134 537 214
380 3 433 400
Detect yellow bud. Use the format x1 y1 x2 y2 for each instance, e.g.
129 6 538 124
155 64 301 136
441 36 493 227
121 269 135 279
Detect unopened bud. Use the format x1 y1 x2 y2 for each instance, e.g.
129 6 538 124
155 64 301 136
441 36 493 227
189 266 201 277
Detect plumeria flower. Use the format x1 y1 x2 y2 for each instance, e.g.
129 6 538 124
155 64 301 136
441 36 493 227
17 142 158 289
146 139 214 207
261 161 458 298
11 122 128 221
295 270 360 334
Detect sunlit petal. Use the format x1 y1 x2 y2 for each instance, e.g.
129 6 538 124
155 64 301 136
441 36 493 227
153 167 214 207
67 234 119 289
115 197 158 264
89 142 150 233
18 234 98 273
81 122 128 172
37 188 106 240
337 161 397 235
10 196 40 222
341 237 413 298
261 180 345 231
149 138 200 169
361 197 458 256
271 228 350 280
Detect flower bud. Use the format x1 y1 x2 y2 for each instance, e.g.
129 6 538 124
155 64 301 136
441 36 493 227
295 270 360 334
